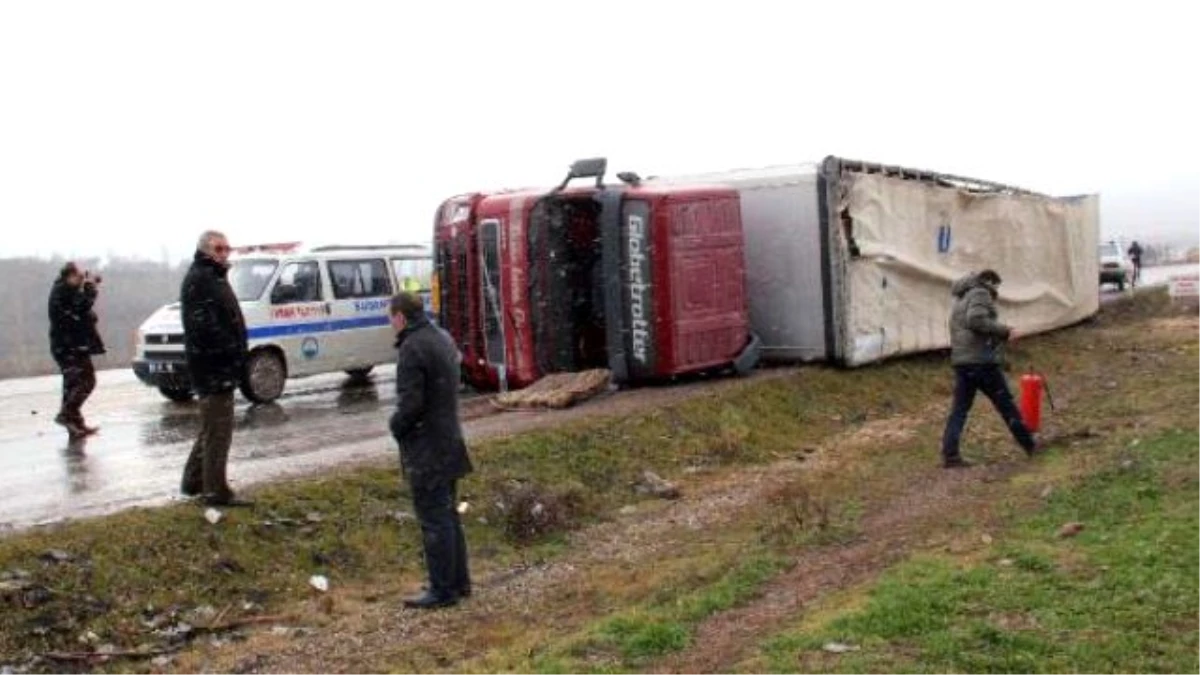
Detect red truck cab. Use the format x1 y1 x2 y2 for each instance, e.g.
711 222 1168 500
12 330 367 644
433 158 759 391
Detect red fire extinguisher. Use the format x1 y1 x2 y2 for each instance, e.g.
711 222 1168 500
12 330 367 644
1019 371 1056 433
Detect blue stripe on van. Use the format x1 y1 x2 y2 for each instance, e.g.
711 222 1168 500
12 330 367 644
246 315 390 340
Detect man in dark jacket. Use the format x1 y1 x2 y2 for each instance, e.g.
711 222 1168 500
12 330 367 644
941 269 1041 468
180 231 251 506
1127 240 1143 285
389 291 473 609
48 262 106 438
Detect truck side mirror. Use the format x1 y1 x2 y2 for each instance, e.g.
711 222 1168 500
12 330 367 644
554 157 608 191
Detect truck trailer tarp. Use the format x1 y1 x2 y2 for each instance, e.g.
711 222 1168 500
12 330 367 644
658 156 1100 366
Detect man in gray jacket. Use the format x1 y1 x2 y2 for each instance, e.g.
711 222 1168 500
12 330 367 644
941 269 1040 468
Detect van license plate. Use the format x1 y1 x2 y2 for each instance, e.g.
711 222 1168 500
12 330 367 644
149 363 174 374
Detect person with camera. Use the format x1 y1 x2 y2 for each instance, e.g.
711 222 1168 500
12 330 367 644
47 262 106 439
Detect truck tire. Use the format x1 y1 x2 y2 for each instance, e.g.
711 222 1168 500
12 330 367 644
240 349 287 404
345 367 374 380
158 386 194 403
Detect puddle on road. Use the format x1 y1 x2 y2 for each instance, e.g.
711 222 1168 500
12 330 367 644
0 373 402 530
136 379 389 445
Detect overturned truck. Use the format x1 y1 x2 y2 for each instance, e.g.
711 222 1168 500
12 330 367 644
434 156 1100 392
433 159 760 392
658 157 1100 366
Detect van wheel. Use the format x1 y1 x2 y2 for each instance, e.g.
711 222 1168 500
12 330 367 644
158 386 194 403
345 367 374 380
240 350 286 404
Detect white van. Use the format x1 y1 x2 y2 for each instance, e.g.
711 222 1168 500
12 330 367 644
132 243 433 403
1098 240 1134 290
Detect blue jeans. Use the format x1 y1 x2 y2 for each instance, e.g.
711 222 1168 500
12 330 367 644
941 364 1035 460
411 477 471 598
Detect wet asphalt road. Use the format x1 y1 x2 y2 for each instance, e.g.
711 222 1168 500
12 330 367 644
0 368 407 531
1100 263 1195 302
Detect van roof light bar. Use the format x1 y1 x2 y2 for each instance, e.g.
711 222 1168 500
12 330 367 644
309 244 429 252
231 241 303 254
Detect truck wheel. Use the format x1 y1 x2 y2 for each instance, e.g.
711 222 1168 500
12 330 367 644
240 350 287 404
345 367 374 380
158 386 194 403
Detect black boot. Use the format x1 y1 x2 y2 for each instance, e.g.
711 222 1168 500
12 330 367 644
403 590 458 609
55 413 86 438
200 492 255 508
943 456 974 469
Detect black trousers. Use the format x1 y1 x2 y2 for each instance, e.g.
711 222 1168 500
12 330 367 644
181 391 235 499
56 354 96 425
941 364 1035 460
410 477 471 598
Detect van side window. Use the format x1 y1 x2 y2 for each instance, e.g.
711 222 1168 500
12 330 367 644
329 259 393 299
391 257 434 293
271 261 323 304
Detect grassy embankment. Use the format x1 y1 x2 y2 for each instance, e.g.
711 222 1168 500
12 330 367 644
0 290 1194 674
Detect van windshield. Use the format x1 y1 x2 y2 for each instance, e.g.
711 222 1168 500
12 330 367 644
1098 243 1120 257
228 259 279 301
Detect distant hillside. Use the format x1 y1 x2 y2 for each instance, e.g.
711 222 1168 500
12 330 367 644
0 256 187 379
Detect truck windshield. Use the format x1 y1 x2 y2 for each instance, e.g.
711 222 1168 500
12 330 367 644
479 220 505 366
228 258 279 301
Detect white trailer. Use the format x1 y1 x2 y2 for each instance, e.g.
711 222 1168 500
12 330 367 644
657 156 1100 366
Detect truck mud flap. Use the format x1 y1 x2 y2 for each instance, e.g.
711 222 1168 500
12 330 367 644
733 332 762 376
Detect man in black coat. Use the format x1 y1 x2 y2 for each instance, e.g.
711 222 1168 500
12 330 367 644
180 230 251 506
1127 240 1143 285
48 262 106 438
389 291 473 609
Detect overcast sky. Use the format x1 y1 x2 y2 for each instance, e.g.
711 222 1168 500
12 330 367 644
1 1 1196 262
